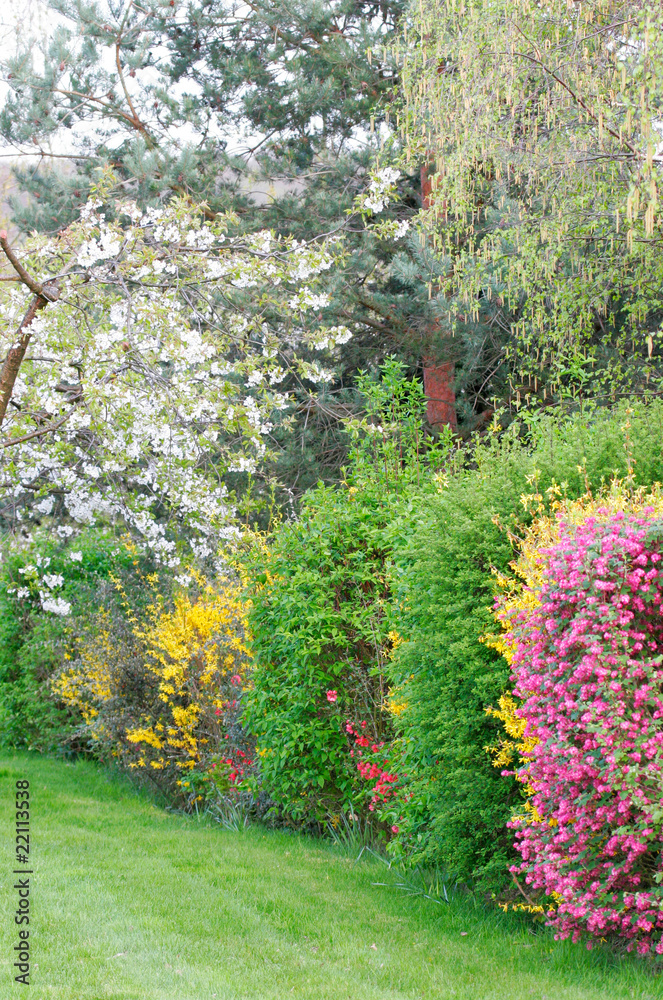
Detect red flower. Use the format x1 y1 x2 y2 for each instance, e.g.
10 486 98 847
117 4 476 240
391 825 399 834
326 689 338 703
230 674 242 685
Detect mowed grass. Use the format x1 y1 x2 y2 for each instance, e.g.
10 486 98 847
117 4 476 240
0 755 661 999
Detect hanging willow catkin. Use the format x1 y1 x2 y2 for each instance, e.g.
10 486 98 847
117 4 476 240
392 0 663 400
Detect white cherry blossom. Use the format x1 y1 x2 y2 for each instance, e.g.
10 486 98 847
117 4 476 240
0 186 352 561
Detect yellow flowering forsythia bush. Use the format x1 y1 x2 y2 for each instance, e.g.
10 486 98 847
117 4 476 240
53 577 252 805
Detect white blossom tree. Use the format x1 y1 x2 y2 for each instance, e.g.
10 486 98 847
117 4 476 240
0 175 351 567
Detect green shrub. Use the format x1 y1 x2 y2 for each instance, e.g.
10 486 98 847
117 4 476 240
243 478 405 822
384 399 663 892
0 529 156 753
243 361 444 823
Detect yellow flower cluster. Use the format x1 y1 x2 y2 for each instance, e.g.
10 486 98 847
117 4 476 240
52 611 115 723
497 900 558 916
54 577 251 775
484 693 538 772
385 632 408 717
128 580 251 772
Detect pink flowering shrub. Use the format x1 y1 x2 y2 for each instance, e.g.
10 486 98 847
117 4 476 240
506 511 663 954
345 720 401 815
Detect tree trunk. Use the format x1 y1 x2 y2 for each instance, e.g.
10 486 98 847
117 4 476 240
422 360 457 429
421 165 457 431
0 293 50 427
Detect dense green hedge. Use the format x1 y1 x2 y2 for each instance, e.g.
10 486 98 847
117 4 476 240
385 399 663 891
385 467 524 890
244 478 408 822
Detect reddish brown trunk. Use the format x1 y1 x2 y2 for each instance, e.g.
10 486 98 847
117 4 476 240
420 164 434 208
0 230 60 429
423 359 457 430
0 293 48 427
420 165 456 431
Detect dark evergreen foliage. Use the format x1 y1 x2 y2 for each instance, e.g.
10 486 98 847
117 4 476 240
1 0 512 500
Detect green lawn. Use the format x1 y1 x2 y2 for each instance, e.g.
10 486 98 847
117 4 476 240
0 754 661 999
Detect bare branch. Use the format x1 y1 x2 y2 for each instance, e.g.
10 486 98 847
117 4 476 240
508 46 637 157
114 7 156 149
0 231 60 426
0 232 59 300
1 405 79 449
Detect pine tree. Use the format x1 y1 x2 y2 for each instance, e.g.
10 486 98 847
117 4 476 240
1 0 511 498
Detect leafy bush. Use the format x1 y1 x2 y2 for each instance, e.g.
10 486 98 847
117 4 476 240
0 529 152 752
503 505 663 955
383 399 663 892
243 361 443 824
243 478 403 822
383 457 524 889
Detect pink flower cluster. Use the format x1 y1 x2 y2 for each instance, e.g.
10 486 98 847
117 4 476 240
345 721 400 813
208 749 251 785
505 511 663 954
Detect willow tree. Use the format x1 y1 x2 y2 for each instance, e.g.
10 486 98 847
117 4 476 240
398 0 663 402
